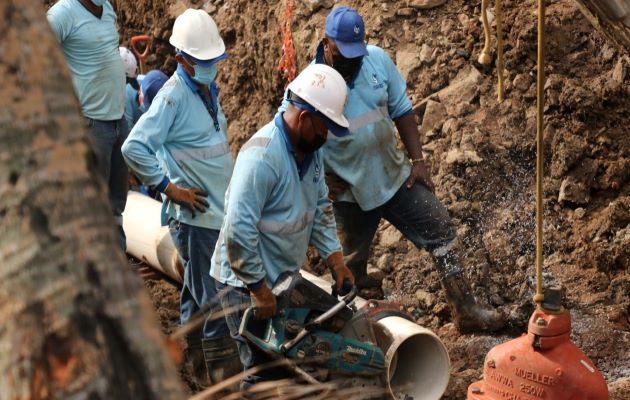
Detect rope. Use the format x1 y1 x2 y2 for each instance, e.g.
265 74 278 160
533 0 545 308
277 0 297 88
478 0 492 65
496 0 504 102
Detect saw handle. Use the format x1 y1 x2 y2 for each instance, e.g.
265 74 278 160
280 286 357 353
131 35 150 74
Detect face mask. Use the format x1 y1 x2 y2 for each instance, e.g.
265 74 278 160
191 63 218 85
91 0 107 6
296 115 326 153
332 54 363 81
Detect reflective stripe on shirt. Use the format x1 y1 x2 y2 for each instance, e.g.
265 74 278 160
257 210 315 235
171 142 230 161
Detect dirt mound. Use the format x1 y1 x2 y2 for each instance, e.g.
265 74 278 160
113 0 629 397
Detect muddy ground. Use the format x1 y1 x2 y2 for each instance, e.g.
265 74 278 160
109 0 629 398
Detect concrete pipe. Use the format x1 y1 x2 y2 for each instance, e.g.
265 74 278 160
123 193 449 399
300 271 450 400
122 191 184 282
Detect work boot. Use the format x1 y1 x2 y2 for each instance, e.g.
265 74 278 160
185 331 210 388
202 336 242 387
440 273 505 333
433 246 504 333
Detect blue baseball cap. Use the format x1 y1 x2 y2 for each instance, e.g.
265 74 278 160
325 6 368 59
140 70 169 109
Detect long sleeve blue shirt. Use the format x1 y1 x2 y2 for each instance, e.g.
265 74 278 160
124 74 144 130
122 67 232 229
210 114 341 288
47 0 125 121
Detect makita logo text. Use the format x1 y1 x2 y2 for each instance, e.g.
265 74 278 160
346 345 367 356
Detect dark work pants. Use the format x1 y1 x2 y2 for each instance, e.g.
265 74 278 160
169 219 229 338
333 182 457 285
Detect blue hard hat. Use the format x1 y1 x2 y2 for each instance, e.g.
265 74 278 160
325 6 368 58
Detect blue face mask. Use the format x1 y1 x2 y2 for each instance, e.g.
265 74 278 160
191 63 218 85
91 0 107 6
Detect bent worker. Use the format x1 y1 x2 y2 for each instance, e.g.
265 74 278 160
123 67 169 130
121 9 239 385
210 64 355 388
47 0 128 249
314 6 504 333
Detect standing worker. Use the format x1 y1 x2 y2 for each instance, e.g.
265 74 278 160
47 0 128 249
121 9 239 385
313 6 504 333
210 64 355 388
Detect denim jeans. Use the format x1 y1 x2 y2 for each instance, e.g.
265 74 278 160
168 219 229 338
215 281 289 388
334 182 456 286
85 117 128 250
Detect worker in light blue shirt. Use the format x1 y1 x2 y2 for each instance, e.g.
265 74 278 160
316 6 504 333
47 0 127 249
123 69 169 131
210 64 355 388
121 9 239 386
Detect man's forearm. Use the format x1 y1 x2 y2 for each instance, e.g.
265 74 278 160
395 113 423 160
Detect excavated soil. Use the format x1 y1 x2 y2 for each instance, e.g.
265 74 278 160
109 0 629 398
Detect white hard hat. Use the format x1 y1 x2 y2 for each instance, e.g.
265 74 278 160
169 9 225 61
119 46 138 79
287 64 350 136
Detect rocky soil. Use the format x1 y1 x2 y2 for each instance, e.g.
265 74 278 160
109 0 629 398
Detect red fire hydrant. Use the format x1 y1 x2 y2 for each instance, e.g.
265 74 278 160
467 305 608 399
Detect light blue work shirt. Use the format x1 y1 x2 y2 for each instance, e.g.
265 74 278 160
210 114 342 288
122 66 231 230
124 74 144 130
47 0 125 121
317 44 413 211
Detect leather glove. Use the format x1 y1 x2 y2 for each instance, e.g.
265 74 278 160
164 183 209 217
250 284 277 320
325 172 350 200
327 251 355 296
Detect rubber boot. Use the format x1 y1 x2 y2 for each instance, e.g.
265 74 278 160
202 336 242 387
185 331 210 388
433 248 505 333
440 272 505 333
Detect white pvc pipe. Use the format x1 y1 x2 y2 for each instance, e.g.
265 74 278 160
123 191 184 282
124 193 450 399
300 271 450 400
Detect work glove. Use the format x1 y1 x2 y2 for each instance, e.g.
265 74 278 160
250 284 277 320
406 159 435 193
164 183 209 217
327 251 355 296
325 172 350 200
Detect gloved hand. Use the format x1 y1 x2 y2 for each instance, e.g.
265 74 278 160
164 183 209 217
250 284 277 320
325 172 350 200
327 251 355 296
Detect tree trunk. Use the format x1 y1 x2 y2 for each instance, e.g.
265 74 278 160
573 0 630 54
0 2 186 399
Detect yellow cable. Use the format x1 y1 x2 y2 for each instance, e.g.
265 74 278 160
496 0 504 102
478 0 492 65
534 0 545 308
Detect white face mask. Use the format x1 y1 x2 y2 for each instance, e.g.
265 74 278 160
91 0 107 6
